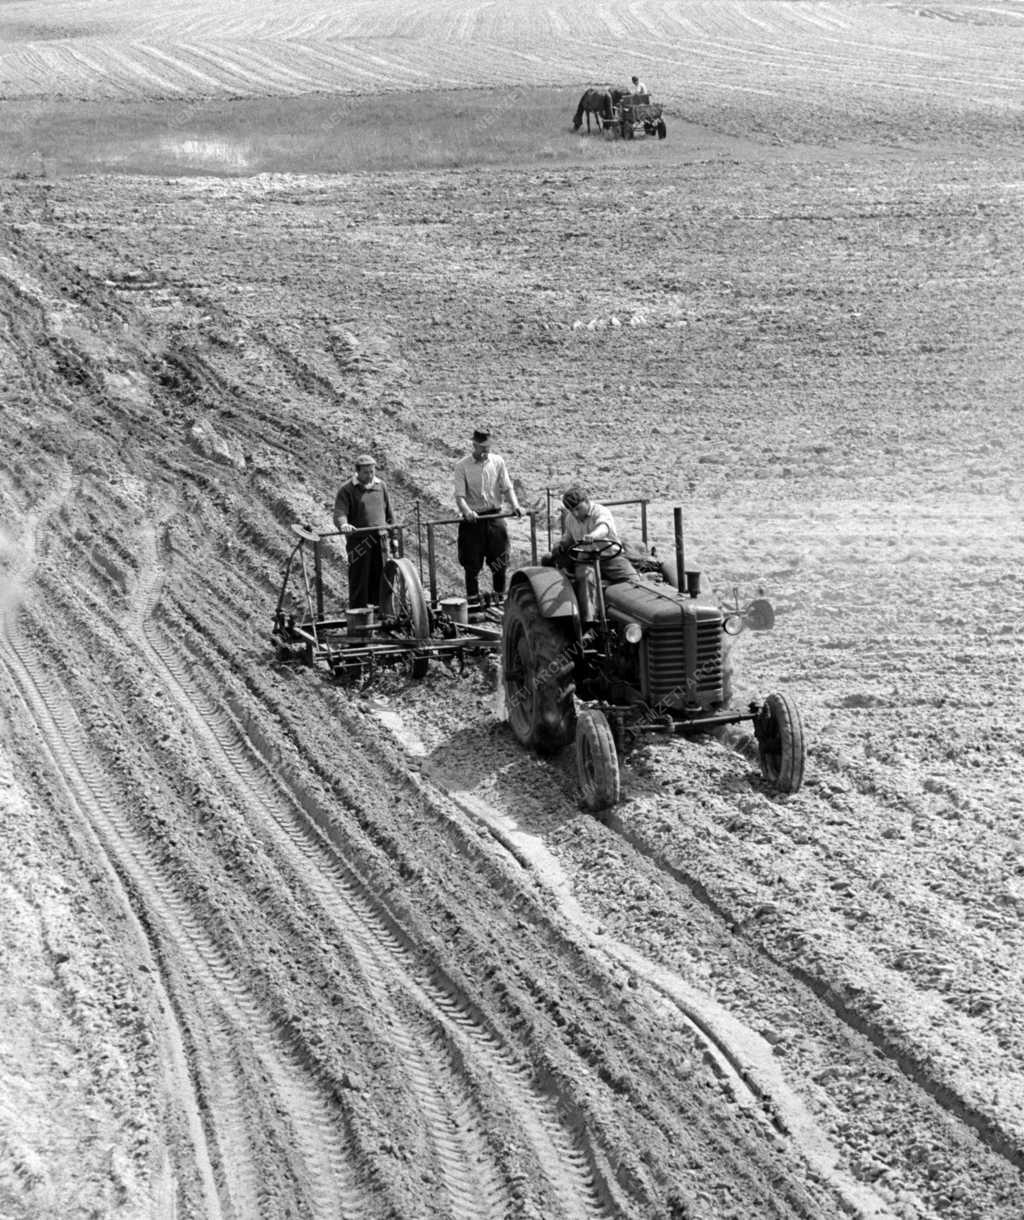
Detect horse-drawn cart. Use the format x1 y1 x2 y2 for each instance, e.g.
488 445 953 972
607 94 666 140
573 87 667 140
617 95 663 140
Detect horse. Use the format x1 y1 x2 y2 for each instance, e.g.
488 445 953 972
572 88 618 133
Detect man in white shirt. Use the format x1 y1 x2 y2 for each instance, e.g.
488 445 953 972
549 485 636 584
453 427 523 604
629 75 648 97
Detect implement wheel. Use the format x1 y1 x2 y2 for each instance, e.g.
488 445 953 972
576 709 620 812
379 557 430 679
755 693 805 793
502 583 576 753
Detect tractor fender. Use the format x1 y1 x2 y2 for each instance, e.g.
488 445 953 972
509 566 579 620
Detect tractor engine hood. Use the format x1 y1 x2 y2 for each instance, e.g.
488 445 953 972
603 580 701 627
605 581 724 710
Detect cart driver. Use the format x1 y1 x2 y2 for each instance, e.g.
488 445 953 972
629 75 648 97
544 486 636 584
333 453 396 609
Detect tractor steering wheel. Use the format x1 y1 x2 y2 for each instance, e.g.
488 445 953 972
566 537 624 563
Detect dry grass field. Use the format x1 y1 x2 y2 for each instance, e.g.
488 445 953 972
2 2 1024 1218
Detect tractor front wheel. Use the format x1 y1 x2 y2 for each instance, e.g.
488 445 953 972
656 119 667 139
576 709 620 812
755 693 805 793
502 583 577 753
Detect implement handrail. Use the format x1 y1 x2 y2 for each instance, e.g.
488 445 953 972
422 510 538 604
596 498 649 544
426 511 521 527
305 524 405 539
282 521 408 626
544 493 650 547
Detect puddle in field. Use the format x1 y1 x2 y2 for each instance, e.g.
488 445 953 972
157 138 253 169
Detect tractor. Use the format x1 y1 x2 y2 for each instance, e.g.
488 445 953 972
501 506 804 810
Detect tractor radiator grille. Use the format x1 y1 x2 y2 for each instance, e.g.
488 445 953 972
645 627 687 704
694 618 722 694
643 614 723 708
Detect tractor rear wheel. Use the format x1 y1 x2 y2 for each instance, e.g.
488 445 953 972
502 583 577 753
756 693 805 793
576 709 620 812
380 557 430 679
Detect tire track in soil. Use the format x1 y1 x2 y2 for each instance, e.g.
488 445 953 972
138 520 621 1218
4 490 374 1219
598 732 1024 1180
195 491 854 1211
6 612 364 1219
128 518 379 1218
0 479 224 1220
369 706 893 1220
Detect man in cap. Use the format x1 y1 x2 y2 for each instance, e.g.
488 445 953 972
629 74 648 97
546 485 636 584
333 453 396 608
453 427 523 606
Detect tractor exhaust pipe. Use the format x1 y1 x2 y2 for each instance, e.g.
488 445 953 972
674 507 685 592
673 507 700 597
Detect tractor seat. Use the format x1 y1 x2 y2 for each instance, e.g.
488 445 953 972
623 542 671 582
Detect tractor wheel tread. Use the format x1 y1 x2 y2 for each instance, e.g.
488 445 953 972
502 583 577 753
576 708 621 811
756 692 805 793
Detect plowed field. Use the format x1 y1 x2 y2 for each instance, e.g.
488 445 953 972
2 2 1024 1218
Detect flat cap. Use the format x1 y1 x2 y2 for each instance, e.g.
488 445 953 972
561 485 588 509
354 453 376 466
471 427 491 443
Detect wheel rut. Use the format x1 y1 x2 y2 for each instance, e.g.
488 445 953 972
0 482 224 1220
605 799 1024 1178
367 704 899 1219
2 496 371 1219
135 521 620 1218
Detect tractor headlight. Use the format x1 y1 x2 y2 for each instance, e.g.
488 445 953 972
624 622 644 645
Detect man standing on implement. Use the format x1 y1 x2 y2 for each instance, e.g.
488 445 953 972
333 453 395 608
453 427 523 605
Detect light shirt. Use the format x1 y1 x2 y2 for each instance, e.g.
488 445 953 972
453 453 513 512
562 502 620 545
630 81 648 95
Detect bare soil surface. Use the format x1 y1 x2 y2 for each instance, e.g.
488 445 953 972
2 3 1024 1218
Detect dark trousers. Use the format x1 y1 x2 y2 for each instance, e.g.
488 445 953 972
542 549 636 584
457 514 509 600
347 533 386 609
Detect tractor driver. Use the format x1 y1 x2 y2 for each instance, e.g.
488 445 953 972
545 486 637 584
333 453 396 609
629 74 648 97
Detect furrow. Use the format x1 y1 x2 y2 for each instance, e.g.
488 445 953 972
129 526 525 1213
143 570 615 1214
3 603 366 1219
386 1010 507 1220
143 609 564 1215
